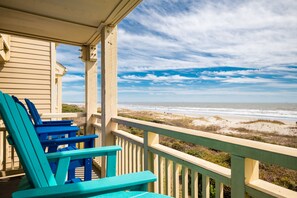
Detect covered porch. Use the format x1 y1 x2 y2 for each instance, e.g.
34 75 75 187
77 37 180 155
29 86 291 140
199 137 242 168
0 0 296 197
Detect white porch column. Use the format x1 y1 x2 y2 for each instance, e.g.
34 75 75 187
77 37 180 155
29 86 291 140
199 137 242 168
82 45 98 135
101 25 118 146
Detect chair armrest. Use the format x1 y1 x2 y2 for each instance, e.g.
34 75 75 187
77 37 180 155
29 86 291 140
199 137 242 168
42 120 73 126
40 135 98 146
35 126 79 135
12 171 157 198
48 146 121 180
46 146 122 162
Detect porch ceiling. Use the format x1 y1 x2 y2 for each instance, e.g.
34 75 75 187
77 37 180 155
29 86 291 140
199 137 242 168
0 0 141 46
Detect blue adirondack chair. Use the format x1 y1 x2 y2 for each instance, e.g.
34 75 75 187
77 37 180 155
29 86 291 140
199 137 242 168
11 95 97 181
12 96 73 127
0 91 160 198
12 96 77 142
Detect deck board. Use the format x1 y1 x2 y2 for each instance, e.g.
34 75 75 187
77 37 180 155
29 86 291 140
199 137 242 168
0 165 101 197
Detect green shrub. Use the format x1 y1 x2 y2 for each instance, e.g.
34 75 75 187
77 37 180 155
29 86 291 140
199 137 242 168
62 104 84 112
172 141 184 152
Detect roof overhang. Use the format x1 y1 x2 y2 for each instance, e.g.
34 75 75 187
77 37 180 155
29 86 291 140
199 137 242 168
0 0 141 46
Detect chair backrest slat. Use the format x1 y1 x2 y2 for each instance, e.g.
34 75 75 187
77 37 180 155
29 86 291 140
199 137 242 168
25 98 43 125
12 96 32 123
0 92 57 188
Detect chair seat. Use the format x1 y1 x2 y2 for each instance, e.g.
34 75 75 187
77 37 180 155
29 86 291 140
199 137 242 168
97 191 172 197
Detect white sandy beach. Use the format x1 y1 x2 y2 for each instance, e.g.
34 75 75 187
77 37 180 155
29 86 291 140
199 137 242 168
192 115 297 136
67 103 297 136
119 108 297 136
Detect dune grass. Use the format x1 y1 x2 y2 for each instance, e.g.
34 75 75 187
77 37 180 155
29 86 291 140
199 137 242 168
241 119 285 125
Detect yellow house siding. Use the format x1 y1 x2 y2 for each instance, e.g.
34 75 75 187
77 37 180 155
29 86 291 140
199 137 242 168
0 35 52 113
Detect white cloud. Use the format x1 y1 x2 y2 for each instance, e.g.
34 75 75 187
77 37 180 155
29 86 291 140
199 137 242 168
199 76 225 81
118 86 296 96
121 74 195 82
62 75 85 83
284 75 297 79
201 69 260 76
118 0 297 71
222 77 275 84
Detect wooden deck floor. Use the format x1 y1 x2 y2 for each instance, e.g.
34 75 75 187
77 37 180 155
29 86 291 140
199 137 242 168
0 176 21 198
0 166 101 198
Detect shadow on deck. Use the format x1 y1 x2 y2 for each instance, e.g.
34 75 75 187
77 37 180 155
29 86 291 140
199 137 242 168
0 165 101 198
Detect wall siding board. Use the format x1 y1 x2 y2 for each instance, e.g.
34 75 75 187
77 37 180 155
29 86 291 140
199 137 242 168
0 78 50 85
11 36 50 47
10 42 50 51
0 73 51 80
10 94 50 100
0 89 50 95
0 67 50 75
0 35 52 113
0 84 50 90
4 62 51 70
11 52 50 61
11 47 50 56
9 57 50 65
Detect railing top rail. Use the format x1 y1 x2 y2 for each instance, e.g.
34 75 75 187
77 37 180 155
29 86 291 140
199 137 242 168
92 113 101 119
41 112 86 119
113 129 144 147
112 116 297 170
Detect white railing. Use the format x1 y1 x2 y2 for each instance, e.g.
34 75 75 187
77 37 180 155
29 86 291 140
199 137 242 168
106 115 297 198
0 112 86 179
0 126 23 178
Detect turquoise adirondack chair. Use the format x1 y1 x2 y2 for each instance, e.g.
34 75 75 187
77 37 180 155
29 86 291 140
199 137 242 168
11 95 96 181
0 91 161 197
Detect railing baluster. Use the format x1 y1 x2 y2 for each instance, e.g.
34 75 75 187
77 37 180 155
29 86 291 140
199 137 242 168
158 155 164 194
3 131 7 171
134 144 138 172
182 166 189 198
141 147 144 171
132 144 136 173
126 140 129 174
215 181 223 198
124 140 128 174
173 162 180 198
202 175 209 198
116 137 122 175
191 171 198 198
128 142 132 173
153 153 159 193
0 131 3 171
166 159 172 196
11 146 15 170
136 146 140 172
121 139 124 174
121 138 124 174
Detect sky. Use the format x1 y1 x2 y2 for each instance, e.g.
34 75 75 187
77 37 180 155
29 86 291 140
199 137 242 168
57 0 297 104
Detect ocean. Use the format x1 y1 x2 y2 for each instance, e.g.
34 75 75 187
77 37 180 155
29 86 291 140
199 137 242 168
119 102 297 121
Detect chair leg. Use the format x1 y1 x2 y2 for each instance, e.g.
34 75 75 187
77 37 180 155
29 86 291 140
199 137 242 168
49 162 57 174
68 168 76 180
84 158 92 181
138 184 148 191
